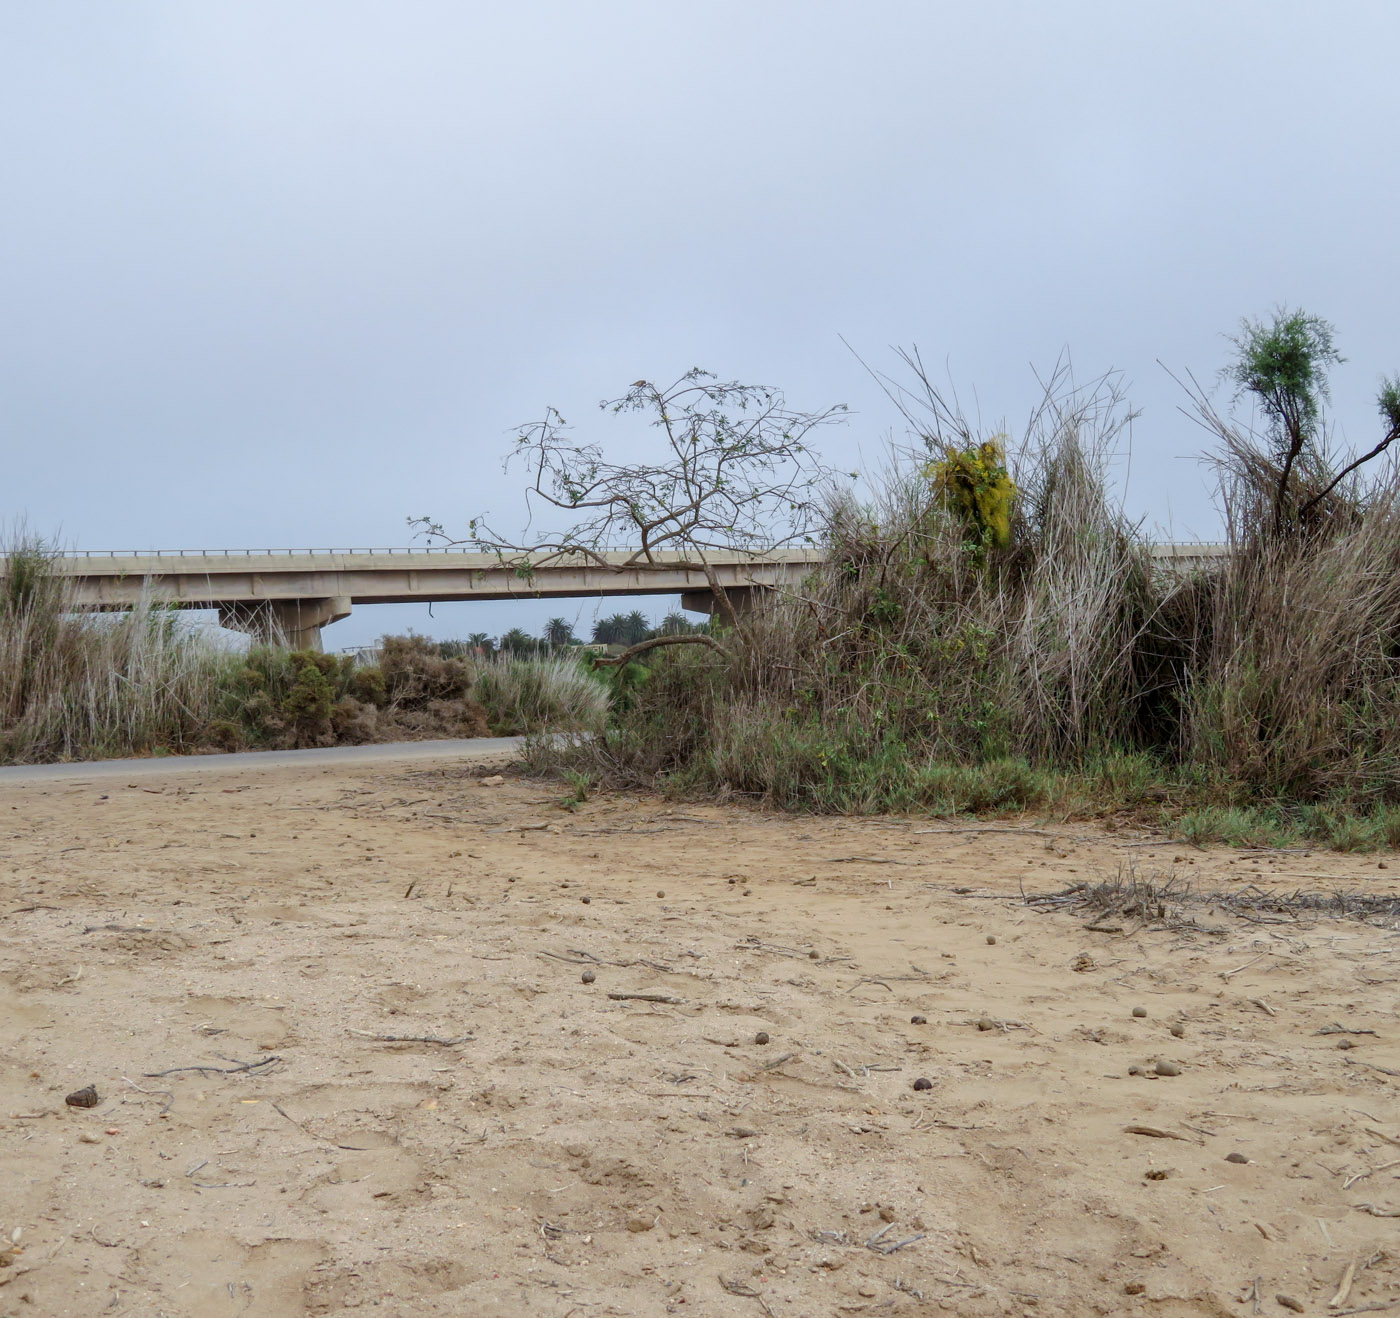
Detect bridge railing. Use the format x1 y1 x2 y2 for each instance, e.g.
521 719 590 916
46 542 1230 560
50 546 505 559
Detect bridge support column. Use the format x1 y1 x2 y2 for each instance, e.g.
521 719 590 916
217 596 351 651
680 585 762 618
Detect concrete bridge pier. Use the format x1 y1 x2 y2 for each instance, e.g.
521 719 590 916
680 585 763 617
217 596 351 651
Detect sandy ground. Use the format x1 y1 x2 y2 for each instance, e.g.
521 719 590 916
4 752 1400 1317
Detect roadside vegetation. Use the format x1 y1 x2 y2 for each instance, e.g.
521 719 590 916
505 317 1400 851
0 542 610 762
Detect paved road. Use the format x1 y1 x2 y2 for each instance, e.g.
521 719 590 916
0 737 524 783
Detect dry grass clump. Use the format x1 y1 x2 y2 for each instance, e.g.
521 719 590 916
1 534 240 762
1030 869 1400 928
471 654 609 736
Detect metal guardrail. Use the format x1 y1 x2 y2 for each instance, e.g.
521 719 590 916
44 542 1230 560
51 546 481 559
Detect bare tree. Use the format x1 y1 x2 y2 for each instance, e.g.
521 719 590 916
412 369 846 663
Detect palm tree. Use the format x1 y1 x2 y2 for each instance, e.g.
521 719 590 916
468 631 495 657
592 614 626 645
543 617 577 648
500 627 536 655
623 610 651 645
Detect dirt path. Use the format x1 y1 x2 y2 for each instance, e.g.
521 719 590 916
3 759 1400 1316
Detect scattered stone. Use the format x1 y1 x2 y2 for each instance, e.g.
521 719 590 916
626 1216 653 1233
986 935 997 945
1338 1038 1356 1050
65 1085 99 1108
878 1205 896 1223
1170 1024 1185 1038
728 1127 760 1139
912 1077 932 1092
910 1015 928 1025
1276 1296 1304 1313
809 950 820 959
1131 1006 1147 1018
1225 1152 1250 1165
581 896 591 904
754 1031 770 1046
581 970 596 984
1128 1066 1142 1076
656 891 665 898
479 775 505 787
1154 1060 1181 1077
1124 1281 1145 1295
976 1016 996 1032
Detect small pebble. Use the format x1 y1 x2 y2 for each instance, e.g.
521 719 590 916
809 950 820 959
1338 1038 1356 1050
580 896 590 904
1128 1065 1142 1076
976 1016 996 1031
1276 1296 1304 1314
1154 1060 1181 1077
754 1031 770 1046
1225 1152 1250 1164
581 970 596 984
1132 1006 1147 1018
656 891 665 898
985 935 997 945
912 1077 932 1092
626 1217 653 1233
910 1015 927 1025
1124 1281 1145 1295
1170 1024 1185 1038
65 1085 99 1108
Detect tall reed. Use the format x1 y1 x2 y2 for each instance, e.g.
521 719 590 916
0 534 240 762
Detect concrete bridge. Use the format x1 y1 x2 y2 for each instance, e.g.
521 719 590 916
41 542 1228 649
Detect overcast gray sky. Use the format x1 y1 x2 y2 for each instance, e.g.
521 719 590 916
5 2 1398 647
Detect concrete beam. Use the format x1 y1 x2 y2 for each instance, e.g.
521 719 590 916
217 596 351 651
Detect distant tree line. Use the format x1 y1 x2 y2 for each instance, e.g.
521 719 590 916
434 609 705 659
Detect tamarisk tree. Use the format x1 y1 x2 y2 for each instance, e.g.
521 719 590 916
1222 308 1400 532
412 369 846 664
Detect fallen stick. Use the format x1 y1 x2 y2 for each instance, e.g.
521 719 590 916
1332 1251 1384 1310
873 1233 926 1255
607 992 684 1004
122 1075 174 1115
346 1030 471 1046
1124 1124 1191 1141
143 1055 280 1079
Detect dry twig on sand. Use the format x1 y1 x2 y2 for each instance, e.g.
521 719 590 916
346 1029 471 1046
143 1055 280 1079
